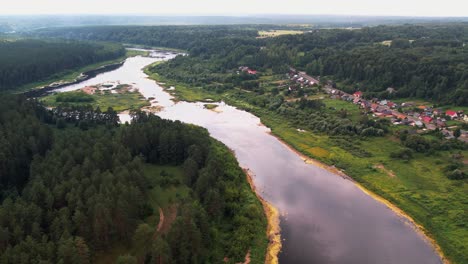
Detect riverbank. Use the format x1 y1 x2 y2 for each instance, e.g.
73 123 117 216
20 49 147 96
244 169 281 264
144 67 465 263
40 83 151 112
269 132 449 264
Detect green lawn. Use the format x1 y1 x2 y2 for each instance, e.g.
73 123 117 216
144 63 222 102
322 98 363 122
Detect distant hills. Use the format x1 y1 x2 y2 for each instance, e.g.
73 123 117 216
1 14 468 32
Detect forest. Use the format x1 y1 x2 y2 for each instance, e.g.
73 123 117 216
33 23 468 105
0 94 266 263
0 39 125 91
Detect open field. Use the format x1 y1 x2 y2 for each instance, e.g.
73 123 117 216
41 87 150 112
144 63 223 102
322 98 363 122
258 30 304 38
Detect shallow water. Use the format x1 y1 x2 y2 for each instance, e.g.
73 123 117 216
52 52 442 264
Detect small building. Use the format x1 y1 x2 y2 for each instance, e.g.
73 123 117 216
446 110 458 119
386 87 397 94
414 121 423 127
361 101 371 109
442 130 455 139
418 105 427 111
435 120 446 127
422 116 433 123
353 91 363 98
401 102 415 107
393 113 406 120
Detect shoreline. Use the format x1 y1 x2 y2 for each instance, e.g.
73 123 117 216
23 61 125 98
268 131 449 264
141 56 449 263
244 169 281 264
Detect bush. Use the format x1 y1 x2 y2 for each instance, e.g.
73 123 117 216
56 91 94 103
447 169 467 180
390 148 414 161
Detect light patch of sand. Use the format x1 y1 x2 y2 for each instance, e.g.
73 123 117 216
81 86 97 95
245 169 281 264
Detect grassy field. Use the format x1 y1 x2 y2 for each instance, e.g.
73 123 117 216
148 69 468 263
17 49 147 93
322 98 363 122
144 63 223 102
41 88 150 112
258 30 304 38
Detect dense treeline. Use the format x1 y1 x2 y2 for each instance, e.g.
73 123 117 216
0 95 266 263
0 39 125 91
295 37 468 105
33 25 258 51
32 24 468 104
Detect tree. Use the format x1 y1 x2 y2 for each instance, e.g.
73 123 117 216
454 128 461 138
151 236 171 264
132 224 153 257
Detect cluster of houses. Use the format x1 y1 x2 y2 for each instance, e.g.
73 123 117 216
287 68 320 90
324 86 468 141
237 66 257 75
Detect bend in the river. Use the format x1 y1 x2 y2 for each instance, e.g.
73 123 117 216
47 51 443 264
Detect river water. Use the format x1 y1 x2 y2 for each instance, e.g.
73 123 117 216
52 52 442 264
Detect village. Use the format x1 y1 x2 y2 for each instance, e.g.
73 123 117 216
286 68 468 143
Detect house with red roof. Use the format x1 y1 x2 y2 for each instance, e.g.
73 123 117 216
446 110 458 119
387 101 396 108
353 91 363 98
247 69 257 75
422 116 433 123
393 113 406 120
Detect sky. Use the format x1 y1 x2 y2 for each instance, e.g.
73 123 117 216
0 0 467 17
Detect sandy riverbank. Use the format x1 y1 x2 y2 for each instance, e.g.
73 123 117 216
244 169 281 264
268 132 449 264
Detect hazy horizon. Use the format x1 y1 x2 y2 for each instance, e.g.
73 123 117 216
1 0 468 17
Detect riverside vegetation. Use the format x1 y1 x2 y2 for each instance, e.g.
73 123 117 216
0 39 126 92
42 84 151 112
40 24 468 263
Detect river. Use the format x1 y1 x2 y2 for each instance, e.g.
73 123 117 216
50 51 442 264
